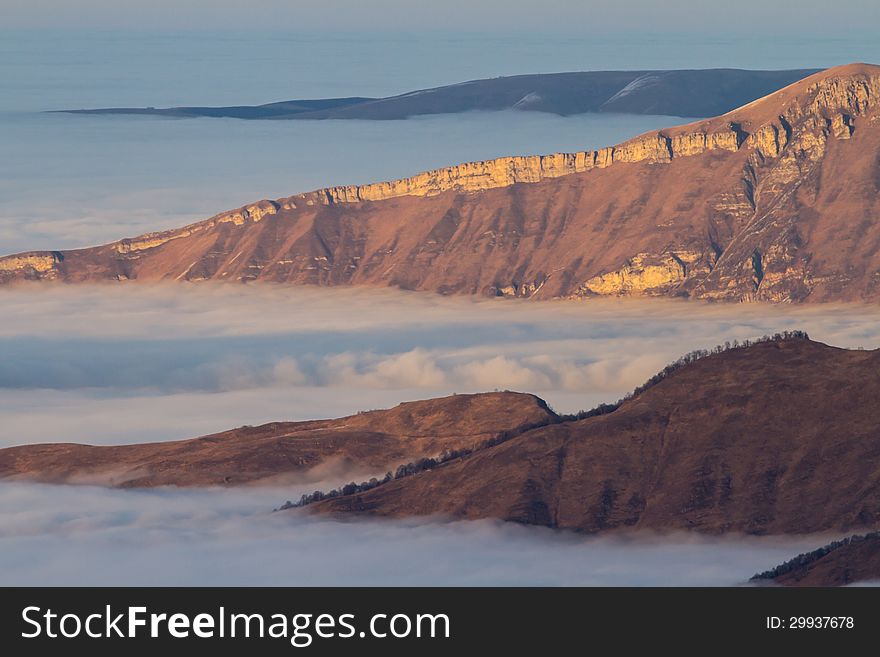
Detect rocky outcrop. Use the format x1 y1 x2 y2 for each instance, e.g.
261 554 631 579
2 64 880 303
574 251 704 296
0 252 63 277
312 125 745 204
687 65 880 302
115 201 283 255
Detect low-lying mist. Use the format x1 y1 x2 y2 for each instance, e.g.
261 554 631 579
2 284 880 447
0 482 833 586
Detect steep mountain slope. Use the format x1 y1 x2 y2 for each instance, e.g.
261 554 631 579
310 338 880 535
0 392 554 487
62 68 818 120
752 532 880 586
3 64 880 302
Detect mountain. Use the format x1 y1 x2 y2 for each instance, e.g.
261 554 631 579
0 392 554 487
308 337 880 535
5 336 880 536
752 532 880 586
3 64 880 303
59 69 817 120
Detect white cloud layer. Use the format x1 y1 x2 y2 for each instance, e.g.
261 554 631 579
2 285 880 447
0 482 834 586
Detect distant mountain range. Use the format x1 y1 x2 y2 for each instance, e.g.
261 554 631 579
59 68 818 120
6 64 880 303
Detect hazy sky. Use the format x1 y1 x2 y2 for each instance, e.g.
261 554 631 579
2 0 878 33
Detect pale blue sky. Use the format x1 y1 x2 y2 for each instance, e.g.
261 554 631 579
2 0 878 33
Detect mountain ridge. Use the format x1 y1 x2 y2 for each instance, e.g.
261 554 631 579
58 68 818 120
3 63 880 302
0 392 554 487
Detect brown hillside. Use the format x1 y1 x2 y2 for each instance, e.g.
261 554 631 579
311 338 880 535
0 392 554 487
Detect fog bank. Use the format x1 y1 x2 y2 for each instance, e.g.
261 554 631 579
0 482 832 586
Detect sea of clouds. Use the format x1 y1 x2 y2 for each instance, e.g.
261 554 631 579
0 481 836 586
2 285 878 586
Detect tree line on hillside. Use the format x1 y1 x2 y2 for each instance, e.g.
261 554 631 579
750 530 880 581
275 417 553 511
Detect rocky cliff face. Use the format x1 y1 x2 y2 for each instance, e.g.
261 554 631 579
687 66 880 302
315 123 744 204
0 252 63 276
2 64 879 303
